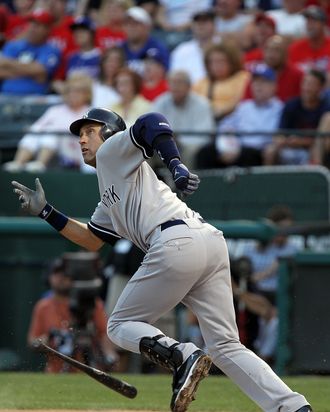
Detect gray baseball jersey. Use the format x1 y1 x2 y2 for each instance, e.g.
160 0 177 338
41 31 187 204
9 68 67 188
87 123 307 412
87 127 202 252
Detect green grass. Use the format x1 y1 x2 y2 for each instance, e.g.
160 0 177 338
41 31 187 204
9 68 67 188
0 373 329 411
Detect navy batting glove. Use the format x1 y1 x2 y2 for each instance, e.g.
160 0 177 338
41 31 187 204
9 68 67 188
169 158 200 195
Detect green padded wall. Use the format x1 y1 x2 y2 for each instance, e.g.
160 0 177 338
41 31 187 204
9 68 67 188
1 166 330 221
1 170 99 217
186 166 330 222
277 253 330 374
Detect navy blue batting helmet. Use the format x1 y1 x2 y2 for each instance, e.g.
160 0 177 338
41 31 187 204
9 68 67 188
70 108 126 140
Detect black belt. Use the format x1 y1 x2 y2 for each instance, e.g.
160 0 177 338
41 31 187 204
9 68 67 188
160 218 205 231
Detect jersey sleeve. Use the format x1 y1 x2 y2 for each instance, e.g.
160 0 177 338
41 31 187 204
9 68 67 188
97 112 176 178
88 202 121 245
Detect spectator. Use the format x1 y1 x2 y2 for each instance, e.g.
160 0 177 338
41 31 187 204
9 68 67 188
288 5 330 73
27 253 119 373
112 67 151 127
242 205 298 304
4 0 36 40
52 16 102 94
305 0 330 26
152 70 216 168
244 35 304 102
94 0 130 50
170 9 220 84
122 6 169 75
213 0 253 44
2 73 93 173
265 69 330 165
237 205 298 363
92 46 124 107
67 16 101 79
141 48 168 101
0 9 61 95
43 0 76 79
156 0 212 33
136 0 160 21
266 0 307 39
155 0 212 49
193 41 250 122
244 12 277 68
213 64 283 168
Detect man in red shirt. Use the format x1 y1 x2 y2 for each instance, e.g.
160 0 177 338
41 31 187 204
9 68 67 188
94 0 127 50
4 0 36 40
244 35 303 102
44 0 77 80
288 5 330 73
244 12 276 69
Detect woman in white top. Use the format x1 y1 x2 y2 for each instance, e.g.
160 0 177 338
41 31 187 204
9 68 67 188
3 73 93 173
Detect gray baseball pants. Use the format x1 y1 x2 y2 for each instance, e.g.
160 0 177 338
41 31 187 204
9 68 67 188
108 219 308 412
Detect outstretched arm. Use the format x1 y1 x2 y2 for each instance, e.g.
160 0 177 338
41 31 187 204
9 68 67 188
12 178 104 251
60 218 104 251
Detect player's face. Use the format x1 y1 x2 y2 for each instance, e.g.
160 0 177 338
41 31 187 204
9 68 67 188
79 122 104 167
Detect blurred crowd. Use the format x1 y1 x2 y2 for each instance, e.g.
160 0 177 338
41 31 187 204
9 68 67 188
1 0 330 171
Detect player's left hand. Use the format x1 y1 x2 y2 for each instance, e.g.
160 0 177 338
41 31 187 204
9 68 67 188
169 159 200 195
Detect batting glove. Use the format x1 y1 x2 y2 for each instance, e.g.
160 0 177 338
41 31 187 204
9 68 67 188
169 158 200 196
12 178 47 216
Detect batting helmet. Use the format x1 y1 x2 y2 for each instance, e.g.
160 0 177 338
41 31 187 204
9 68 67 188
70 108 126 140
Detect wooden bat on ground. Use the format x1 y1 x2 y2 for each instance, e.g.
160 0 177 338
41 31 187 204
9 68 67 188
38 340 137 399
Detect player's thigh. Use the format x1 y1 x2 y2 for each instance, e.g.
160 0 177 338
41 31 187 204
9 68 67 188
182 234 239 347
111 231 206 325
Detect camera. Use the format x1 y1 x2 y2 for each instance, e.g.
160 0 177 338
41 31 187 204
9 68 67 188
57 251 103 364
62 251 102 328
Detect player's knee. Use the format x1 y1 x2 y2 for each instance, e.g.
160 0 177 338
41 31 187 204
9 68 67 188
206 338 242 359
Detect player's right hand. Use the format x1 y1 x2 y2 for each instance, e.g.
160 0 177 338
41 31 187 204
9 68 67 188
169 158 200 196
12 178 47 216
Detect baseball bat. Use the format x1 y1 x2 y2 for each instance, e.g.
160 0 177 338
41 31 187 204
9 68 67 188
38 340 137 399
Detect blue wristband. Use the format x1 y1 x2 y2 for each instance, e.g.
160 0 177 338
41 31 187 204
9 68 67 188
39 203 68 232
168 158 182 174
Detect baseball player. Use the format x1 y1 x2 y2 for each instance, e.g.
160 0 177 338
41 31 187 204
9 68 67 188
12 108 311 412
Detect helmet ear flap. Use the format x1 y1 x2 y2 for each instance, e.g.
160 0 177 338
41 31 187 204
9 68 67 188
100 124 114 141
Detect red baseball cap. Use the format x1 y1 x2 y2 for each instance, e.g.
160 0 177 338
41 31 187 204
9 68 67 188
255 12 276 31
29 9 54 25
